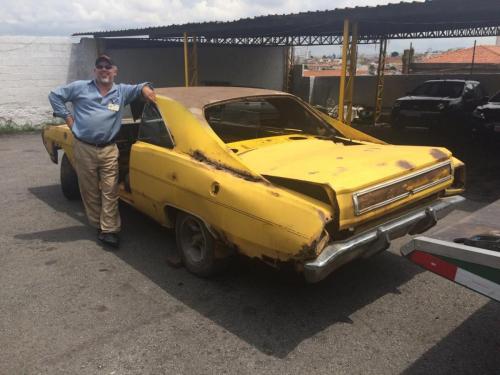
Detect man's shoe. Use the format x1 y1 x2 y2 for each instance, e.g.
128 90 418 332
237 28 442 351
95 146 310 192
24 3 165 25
98 232 120 249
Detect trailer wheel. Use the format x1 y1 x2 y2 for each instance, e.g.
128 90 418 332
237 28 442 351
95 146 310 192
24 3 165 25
60 153 81 200
175 212 226 277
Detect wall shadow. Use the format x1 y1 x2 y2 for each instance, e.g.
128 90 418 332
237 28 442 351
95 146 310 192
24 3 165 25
25 184 424 358
402 301 500 375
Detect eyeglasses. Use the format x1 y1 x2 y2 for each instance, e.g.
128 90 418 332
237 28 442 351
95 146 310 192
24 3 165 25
96 64 113 70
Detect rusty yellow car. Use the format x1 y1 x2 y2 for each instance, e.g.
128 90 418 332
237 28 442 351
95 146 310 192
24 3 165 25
42 87 465 282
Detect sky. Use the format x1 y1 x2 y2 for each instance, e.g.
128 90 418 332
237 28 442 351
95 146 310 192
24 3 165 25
1 0 495 52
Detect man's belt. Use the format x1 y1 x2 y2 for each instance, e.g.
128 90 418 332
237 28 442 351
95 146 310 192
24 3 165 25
74 135 115 148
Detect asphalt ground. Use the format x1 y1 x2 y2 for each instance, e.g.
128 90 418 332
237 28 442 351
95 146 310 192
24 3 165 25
0 132 499 374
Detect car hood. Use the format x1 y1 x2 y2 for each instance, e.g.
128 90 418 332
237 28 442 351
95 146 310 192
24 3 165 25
396 96 457 103
477 102 500 111
236 138 451 194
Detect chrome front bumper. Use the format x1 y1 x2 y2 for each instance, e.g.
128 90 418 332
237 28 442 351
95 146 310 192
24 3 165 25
304 195 465 283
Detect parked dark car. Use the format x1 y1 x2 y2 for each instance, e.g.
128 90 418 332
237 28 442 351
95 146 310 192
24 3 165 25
391 80 488 130
472 91 500 139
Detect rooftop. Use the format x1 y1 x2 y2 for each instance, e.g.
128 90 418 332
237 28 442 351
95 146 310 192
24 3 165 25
422 45 500 64
74 0 500 46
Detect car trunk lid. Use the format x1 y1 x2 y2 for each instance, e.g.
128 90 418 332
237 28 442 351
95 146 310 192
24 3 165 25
234 138 453 229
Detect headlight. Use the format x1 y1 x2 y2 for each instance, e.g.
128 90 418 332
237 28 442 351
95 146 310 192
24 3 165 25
437 103 447 111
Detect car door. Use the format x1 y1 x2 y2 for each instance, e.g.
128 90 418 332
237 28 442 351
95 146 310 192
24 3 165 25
128 103 177 223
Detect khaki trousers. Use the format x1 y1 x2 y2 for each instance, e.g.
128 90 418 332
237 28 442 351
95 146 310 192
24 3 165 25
73 139 121 233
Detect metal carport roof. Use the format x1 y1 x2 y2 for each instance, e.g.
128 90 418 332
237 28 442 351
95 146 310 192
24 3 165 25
73 0 500 46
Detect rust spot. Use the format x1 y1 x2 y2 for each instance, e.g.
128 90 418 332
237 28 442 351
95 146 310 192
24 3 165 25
171 172 177 181
317 210 326 223
192 150 261 181
308 171 319 175
430 148 448 161
297 243 317 260
377 162 387 167
397 160 415 170
268 190 280 197
336 156 344 160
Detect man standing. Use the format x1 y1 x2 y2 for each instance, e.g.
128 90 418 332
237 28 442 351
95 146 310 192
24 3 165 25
49 54 156 249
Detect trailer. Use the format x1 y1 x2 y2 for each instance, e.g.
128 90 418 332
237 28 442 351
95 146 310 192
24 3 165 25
401 199 500 302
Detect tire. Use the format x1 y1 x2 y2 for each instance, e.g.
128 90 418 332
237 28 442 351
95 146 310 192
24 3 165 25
175 212 226 277
60 153 81 200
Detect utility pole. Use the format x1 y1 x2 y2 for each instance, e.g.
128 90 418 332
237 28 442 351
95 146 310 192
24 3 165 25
470 40 477 76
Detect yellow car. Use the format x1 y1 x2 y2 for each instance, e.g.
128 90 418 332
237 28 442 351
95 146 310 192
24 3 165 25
42 87 465 282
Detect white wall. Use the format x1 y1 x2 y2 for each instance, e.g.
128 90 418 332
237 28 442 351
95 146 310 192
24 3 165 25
0 37 286 127
0 36 98 126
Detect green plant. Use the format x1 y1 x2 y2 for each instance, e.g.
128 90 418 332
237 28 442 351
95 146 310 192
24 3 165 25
0 119 60 135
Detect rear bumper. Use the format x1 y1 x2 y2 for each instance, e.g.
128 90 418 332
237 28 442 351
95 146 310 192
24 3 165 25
303 195 465 283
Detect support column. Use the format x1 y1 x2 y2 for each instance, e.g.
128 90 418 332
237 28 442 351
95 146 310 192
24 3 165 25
283 44 295 93
183 32 189 87
338 19 350 123
190 36 198 86
374 38 387 125
345 22 358 125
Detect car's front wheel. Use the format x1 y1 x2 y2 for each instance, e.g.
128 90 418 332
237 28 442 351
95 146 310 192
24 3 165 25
175 212 227 277
60 153 81 200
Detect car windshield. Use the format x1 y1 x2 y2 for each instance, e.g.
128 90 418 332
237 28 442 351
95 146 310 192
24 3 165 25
411 81 465 98
490 91 500 102
204 96 337 143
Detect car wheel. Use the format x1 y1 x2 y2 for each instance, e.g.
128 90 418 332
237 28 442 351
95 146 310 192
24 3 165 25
175 212 225 277
60 153 81 200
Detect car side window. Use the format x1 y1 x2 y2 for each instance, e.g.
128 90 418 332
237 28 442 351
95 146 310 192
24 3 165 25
138 104 175 149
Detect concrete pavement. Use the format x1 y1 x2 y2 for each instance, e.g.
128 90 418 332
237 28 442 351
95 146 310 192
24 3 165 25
1 133 499 374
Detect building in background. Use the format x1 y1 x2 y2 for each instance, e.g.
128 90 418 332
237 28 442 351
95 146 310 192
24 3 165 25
412 45 500 74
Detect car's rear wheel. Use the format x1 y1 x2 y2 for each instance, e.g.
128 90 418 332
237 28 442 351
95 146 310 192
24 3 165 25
60 153 81 200
175 212 227 277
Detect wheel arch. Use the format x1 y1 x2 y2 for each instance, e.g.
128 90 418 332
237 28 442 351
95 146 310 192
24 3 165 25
163 204 219 239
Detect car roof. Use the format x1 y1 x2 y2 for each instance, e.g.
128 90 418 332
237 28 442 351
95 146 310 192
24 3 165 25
423 79 479 84
155 86 289 111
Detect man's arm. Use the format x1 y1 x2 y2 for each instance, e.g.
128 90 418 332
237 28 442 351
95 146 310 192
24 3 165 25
122 83 155 106
48 81 80 128
142 85 156 103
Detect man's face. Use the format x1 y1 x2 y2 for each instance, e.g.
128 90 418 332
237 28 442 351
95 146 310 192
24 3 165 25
94 63 117 84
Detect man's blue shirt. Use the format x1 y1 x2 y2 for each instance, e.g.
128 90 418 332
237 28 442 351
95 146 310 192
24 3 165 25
49 80 148 144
